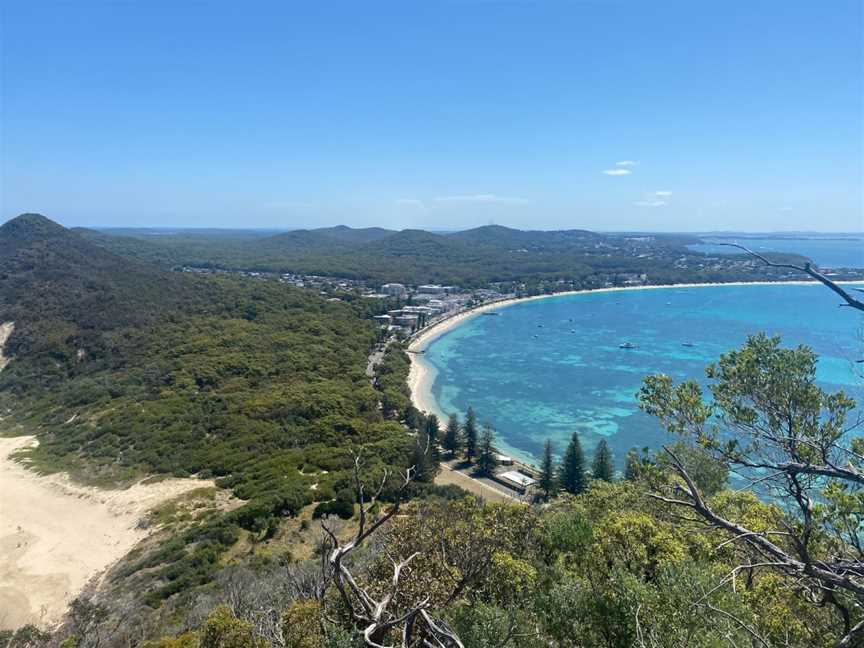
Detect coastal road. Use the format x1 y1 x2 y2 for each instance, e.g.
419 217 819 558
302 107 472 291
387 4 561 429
366 341 389 381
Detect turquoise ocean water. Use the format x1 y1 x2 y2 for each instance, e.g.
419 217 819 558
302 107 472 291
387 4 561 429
419 284 864 468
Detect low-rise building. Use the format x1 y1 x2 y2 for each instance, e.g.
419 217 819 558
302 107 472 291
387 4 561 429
619 273 648 286
394 314 419 328
496 470 536 493
402 306 434 316
381 283 407 297
417 284 445 294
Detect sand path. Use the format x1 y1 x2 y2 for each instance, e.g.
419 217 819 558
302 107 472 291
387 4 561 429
0 436 210 630
0 322 13 371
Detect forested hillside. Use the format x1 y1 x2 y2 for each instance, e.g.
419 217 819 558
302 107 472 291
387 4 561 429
75 223 812 288
3 215 861 648
0 214 412 603
0 214 183 380
144 337 864 648
9 336 859 648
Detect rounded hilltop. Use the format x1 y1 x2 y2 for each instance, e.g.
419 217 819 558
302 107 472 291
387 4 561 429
0 213 68 242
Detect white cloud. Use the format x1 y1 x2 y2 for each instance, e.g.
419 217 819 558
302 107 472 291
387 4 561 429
261 201 315 210
602 169 632 176
394 198 425 208
634 190 671 207
434 194 529 204
616 160 638 167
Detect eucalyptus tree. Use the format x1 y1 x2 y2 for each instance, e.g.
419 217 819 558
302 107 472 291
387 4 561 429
624 448 642 481
639 334 864 646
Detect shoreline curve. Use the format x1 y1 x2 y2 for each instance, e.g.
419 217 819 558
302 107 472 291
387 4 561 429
405 279 858 431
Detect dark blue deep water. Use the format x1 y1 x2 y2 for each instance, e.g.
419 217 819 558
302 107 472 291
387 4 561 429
688 237 864 268
419 284 864 467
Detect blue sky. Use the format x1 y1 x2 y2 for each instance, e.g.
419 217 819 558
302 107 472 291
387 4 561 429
1 1 862 232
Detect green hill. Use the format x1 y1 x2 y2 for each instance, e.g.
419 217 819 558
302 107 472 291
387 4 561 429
313 224 396 244
72 220 823 291
0 214 189 390
3 216 859 646
446 224 603 250
0 214 411 600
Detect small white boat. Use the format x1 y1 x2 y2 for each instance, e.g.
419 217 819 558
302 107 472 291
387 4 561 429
619 342 637 349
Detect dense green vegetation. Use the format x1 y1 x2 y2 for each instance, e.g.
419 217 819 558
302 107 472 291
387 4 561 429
97 336 857 648
373 342 414 420
0 214 412 601
74 223 825 289
3 329 857 648
3 214 862 648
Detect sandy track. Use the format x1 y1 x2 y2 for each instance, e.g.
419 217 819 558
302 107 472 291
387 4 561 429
0 322 13 371
0 436 211 630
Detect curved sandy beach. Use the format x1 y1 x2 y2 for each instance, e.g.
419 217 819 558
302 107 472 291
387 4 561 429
406 279 855 423
0 436 211 630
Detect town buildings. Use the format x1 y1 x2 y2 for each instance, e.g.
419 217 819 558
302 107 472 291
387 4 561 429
381 283 407 297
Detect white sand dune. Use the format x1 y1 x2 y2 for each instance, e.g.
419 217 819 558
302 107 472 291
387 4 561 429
0 322 13 371
0 436 211 630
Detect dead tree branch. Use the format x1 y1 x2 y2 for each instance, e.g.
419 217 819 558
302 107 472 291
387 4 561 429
835 618 864 648
652 447 864 603
717 242 864 312
322 454 464 648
